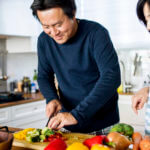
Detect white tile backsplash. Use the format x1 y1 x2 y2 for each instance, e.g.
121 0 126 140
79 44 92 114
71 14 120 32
7 53 38 83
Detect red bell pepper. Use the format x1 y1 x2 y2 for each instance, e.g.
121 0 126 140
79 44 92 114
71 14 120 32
44 139 67 150
83 135 109 148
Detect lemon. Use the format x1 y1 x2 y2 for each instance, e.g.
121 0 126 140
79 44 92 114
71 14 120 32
117 84 123 93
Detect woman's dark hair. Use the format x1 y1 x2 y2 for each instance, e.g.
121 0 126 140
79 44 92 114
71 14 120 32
136 0 150 25
31 0 76 19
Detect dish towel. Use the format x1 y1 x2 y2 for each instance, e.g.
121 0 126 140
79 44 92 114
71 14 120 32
145 90 150 135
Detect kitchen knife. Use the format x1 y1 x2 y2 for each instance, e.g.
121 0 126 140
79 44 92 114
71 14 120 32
46 116 52 127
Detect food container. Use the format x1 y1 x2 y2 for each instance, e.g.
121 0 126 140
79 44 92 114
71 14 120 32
0 126 14 150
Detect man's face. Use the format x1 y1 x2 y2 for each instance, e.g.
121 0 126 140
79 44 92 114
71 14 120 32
37 8 77 44
143 2 150 31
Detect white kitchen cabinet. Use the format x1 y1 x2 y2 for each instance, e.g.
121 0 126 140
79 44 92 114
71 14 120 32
12 101 45 120
0 107 11 124
11 100 47 128
0 0 41 36
0 0 42 52
118 95 145 134
0 100 48 129
6 36 38 53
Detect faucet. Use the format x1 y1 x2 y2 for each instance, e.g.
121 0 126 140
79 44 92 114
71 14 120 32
133 53 142 76
120 60 133 93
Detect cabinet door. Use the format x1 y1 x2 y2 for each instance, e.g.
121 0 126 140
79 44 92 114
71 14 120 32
11 117 47 129
0 0 40 36
0 107 11 124
11 100 47 128
12 101 46 120
6 36 38 53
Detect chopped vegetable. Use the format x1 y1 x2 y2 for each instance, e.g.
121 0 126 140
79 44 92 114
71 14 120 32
40 135 46 142
26 129 42 142
17 127 64 143
42 127 54 137
44 139 67 150
109 123 134 137
46 133 64 142
14 128 35 140
26 134 40 142
67 142 89 150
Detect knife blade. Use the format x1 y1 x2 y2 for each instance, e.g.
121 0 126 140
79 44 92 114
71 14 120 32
46 116 52 127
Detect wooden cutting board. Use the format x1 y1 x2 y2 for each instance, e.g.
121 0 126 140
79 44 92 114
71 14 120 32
13 132 95 150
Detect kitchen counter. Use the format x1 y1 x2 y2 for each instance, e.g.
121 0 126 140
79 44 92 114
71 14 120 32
0 91 134 109
0 92 44 108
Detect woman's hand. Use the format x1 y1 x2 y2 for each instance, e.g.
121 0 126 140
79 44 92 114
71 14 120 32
132 87 149 114
48 112 78 130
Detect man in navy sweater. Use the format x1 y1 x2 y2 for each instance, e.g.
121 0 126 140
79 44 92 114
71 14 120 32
31 0 121 133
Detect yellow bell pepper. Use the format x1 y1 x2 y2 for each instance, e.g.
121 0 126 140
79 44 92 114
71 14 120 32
91 144 110 150
67 142 89 150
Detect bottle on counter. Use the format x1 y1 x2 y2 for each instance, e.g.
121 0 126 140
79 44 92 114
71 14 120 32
17 81 23 92
22 77 31 94
10 81 17 93
33 69 37 81
31 69 38 93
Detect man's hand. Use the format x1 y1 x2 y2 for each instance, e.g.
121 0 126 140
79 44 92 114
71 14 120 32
46 99 62 118
132 87 149 114
48 112 78 130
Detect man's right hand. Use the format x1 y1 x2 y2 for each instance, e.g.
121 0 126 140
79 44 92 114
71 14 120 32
46 99 62 118
132 87 149 115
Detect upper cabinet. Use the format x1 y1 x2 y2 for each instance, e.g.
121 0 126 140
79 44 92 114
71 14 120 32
0 0 41 36
78 0 150 49
0 0 42 52
6 36 38 53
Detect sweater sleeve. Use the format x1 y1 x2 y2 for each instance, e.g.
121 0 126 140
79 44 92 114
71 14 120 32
37 35 59 104
71 28 121 127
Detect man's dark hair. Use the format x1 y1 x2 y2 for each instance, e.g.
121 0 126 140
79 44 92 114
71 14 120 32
136 0 150 25
31 0 76 20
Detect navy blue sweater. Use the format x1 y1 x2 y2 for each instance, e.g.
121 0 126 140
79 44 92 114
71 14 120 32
37 19 121 133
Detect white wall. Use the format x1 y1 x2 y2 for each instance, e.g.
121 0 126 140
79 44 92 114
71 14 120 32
7 53 38 83
79 0 150 49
